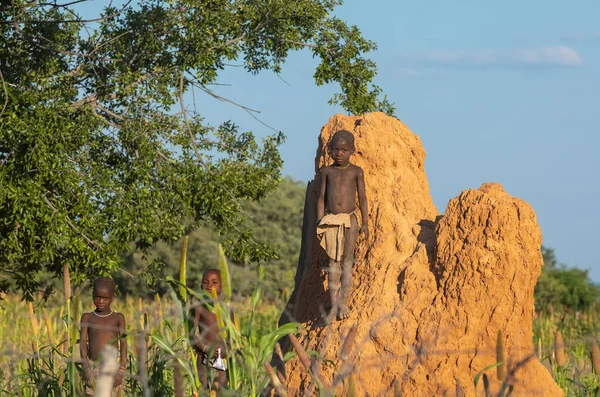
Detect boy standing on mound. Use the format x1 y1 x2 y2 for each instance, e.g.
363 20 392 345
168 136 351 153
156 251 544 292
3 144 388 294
80 277 127 397
193 269 229 390
317 129 369 323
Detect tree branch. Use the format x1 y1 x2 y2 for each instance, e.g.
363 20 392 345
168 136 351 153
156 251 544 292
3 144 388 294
42 194 101 248
188 79 261 113
282 39 318 49
66 30 132 78
10 19 120 64
70 70 158 109
0 69 8 119
96 102 124 121
2 0 133 24
38 0 91 8
93 111 120 129
213 33 247 50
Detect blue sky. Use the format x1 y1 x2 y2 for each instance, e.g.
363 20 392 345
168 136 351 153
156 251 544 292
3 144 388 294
84 1 599 278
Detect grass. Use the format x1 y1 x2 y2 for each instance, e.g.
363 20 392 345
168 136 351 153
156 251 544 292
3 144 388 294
533 304 600 396
0 290 288 396
3 264 600 396
0 243 298 397
6 295 600 396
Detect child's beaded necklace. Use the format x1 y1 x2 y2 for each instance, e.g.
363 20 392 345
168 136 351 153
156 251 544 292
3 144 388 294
93 310 113 318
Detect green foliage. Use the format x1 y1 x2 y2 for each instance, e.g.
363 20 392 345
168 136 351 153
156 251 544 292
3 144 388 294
551 358 600 397
0 291 287 396
160 264 299 396
0 0 392 300
533 301 600 396
0 238 290 395
218 244 232 302
116 177 306 300
535 247 599 313
219 265 300 396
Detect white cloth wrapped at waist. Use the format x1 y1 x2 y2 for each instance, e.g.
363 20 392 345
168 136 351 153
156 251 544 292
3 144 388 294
316 211 357 262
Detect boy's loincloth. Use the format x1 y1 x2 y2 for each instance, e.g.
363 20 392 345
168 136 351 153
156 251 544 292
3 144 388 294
84 363 123 397
197 352 227 389
198 351 227 370
317 210 358 261
198 354 217 367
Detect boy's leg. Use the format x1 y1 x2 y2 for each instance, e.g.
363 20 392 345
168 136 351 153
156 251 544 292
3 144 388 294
112 383 123 397
84 378 94 397
338 215 359 319
85 366 98 397
326 258 342 323
197 355 208 390
216 369 227 390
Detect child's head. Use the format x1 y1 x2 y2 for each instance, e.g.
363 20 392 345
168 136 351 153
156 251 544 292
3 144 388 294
329 130 355 148
92 277 116 311
328 130 355 166
201 269 222 295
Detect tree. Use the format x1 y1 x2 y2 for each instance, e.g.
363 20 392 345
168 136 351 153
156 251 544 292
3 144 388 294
117 177 306 300
534 247 598 313
0 0 392 300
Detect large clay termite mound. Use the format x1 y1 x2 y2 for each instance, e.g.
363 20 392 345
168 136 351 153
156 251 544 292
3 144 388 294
282 113 562 396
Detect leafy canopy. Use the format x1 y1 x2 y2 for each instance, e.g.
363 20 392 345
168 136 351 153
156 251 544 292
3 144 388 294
534 247 599 313
117 177 306 300
0 0 393 300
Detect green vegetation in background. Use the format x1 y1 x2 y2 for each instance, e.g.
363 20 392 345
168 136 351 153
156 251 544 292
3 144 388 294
535 247 599 313
1 243 600 395
0 289 290 395
532 248 600 395
0 0 394 301
116 177 306 300
0 242 299 396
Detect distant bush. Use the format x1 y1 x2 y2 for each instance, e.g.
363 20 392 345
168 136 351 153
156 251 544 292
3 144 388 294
116 177 306 300
534 247 599 313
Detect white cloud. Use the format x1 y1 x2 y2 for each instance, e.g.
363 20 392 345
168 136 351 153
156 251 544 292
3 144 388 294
406 45 582 68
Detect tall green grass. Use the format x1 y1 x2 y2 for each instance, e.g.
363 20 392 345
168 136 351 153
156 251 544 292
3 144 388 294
533 306 600 396
0 243 297 396
5 254 600 395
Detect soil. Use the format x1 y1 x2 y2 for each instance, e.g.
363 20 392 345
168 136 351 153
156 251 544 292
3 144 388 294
281 113 563 396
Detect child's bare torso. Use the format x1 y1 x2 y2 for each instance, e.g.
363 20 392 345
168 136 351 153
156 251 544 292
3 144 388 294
82 312 122 361
324 165 360 215
196 307 222 351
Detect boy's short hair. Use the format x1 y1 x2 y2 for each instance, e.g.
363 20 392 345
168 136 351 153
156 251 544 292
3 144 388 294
329 130 355 147
203 269 221 278
93 277 116 294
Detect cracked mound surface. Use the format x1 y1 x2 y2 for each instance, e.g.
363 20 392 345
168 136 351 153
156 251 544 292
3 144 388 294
282 113 562 396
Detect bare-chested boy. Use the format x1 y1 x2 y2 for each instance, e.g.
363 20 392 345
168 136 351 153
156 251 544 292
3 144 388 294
192 269 230 390
317 130 369 323
80 277 127 397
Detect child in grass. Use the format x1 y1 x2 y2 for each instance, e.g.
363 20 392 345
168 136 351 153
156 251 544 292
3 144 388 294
193 269 230 391
317 130 369 323
80 277 127 397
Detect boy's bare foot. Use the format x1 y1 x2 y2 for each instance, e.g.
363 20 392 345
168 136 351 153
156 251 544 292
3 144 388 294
337 307 350 320
321 310 338 325
327 311 338 324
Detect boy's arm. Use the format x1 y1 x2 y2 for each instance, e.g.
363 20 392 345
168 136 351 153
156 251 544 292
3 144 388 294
118 313 127 369
357 168 369 238
192 306 206 353
114 313 127 386
80 314 92 384
316 169 327 223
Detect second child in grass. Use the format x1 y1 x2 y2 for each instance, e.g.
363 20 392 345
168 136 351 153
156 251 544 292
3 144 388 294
80 277 127 397
317 130 369 323
192 269 231 391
